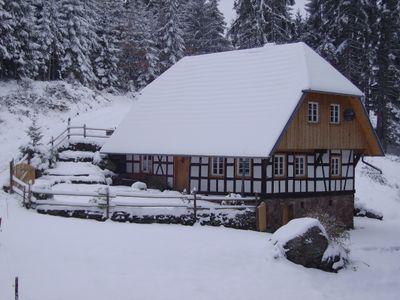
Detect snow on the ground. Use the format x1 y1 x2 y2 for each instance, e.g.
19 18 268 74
1 194 400 300
0 80 133 186
58 150 95 161
355 155 400 220
45 161 105 176
1 81 400 299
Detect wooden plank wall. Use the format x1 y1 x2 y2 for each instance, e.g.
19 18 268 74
278 93 368 152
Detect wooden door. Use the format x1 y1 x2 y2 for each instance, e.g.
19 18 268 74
282 203 294 225
173 156 190 192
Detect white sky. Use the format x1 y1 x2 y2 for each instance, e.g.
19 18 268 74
219 0 307 26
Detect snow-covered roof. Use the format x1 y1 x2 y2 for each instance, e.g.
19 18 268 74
101 42 363 157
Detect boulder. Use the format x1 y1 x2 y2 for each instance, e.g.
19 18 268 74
131 181 147 191
271 218 345 272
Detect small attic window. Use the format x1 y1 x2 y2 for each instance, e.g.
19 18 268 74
308 102 319 123
330 104 340 124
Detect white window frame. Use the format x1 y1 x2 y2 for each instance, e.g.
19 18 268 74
330 104 340 124
331 156 341 177
236 158 251 177
308 101 319 123
211 157 225 176
141 155 153 173
294 155 306 177
273 155 285 177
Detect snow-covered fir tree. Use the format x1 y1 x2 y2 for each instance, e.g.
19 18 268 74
92 0 121 91
229 0 267 49
262 0 294 44
1 0 38 79
157 0 185 71
369 0 400 148
229 0 294 49
20 114 48 170
58 0 98 85
291 10 306 42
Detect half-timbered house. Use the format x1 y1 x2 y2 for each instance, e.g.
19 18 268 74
101 42 383 232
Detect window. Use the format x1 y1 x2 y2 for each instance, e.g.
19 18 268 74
141 155 153 173
308 102 319 123
273 155 285 177
236 158 251 177
330 104 340 124
331 156 341 177
294 155 306 177
211 157 224 176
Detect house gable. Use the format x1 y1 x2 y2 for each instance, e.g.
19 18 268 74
275 92 383 156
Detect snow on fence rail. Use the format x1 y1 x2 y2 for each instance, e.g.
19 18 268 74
8 169 257 220
49 118 115 153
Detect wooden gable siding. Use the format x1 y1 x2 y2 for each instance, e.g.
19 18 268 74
277 92 381 155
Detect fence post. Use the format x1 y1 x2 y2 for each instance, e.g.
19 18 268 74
50 136 54 168
83 124 86 138
15 276 18 300
106 187 110 219
23 186 26 207
9 159 14 194
27 182 32 209
67 118 71 140
193 189 197 222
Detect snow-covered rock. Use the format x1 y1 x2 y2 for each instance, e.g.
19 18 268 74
271 218 346 272
131 181 147 191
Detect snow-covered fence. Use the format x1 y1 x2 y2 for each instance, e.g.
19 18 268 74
11 184 257 220
49 119 114 154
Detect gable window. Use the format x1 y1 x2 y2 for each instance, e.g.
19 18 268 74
330 104 340 124
331 156 341 177
273 155 285 177
308 102 319 123
294 155 306 177
211 157 224 176
141 155 153 173
236 158 251 177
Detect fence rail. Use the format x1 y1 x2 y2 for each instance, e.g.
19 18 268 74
49 119 115 155
8 162 257 220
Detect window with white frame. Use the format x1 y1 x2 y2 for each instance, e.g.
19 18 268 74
308 102 319 123
141 155 153 173
236 158 251 177
273 155 285 177
211 157 224 176
330 104 340 124
294 155 306 177
331 156 341 177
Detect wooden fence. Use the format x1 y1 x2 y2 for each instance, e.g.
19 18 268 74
49 119 114 155
8 168 257 219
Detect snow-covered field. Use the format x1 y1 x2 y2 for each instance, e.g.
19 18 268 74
1 82 400 299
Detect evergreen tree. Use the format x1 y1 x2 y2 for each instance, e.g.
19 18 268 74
157 0 185 71
93 0 121 91
229 0 294 49
204 0 231 53
291 9 306 42
58 0 98 85
370 0 400 148
229 0 266 49
1 0 38 78
262 0 294 44
0 0 13 78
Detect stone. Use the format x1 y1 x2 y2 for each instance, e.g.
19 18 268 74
284 226 329 270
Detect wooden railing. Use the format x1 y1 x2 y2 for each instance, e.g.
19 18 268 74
49 118 115 154
8 173 257 219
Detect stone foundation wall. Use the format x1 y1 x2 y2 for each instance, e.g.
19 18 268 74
263 193 354 232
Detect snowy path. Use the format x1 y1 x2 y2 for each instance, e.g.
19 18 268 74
1 194 400 300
